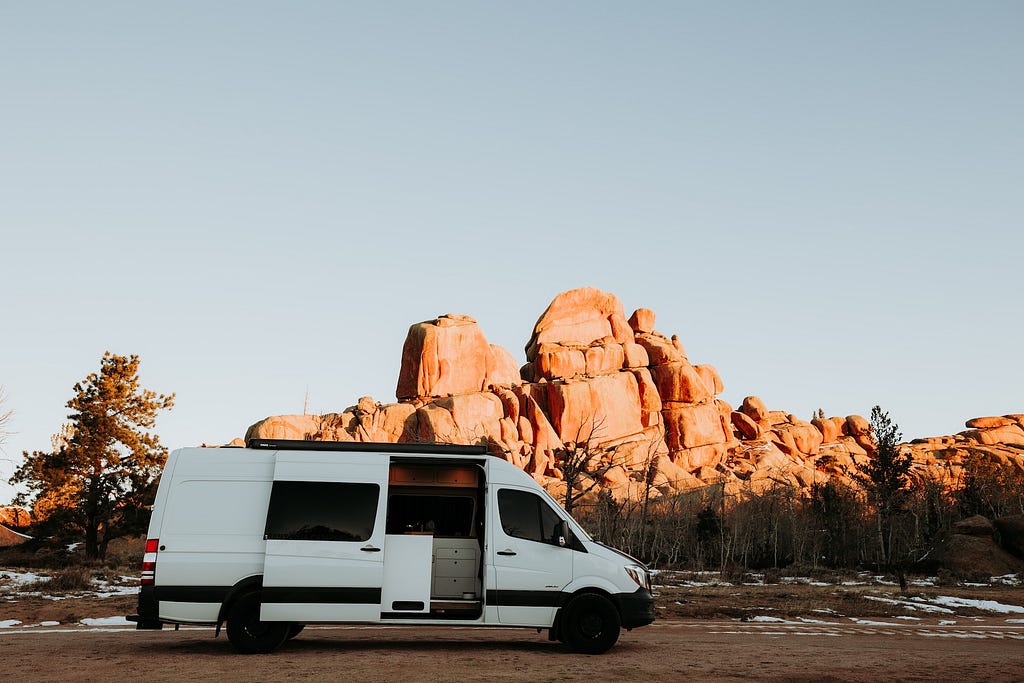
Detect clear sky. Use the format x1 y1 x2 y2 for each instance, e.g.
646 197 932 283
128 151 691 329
2 2 1022 505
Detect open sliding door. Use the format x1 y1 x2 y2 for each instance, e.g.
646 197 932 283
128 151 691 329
261 451 388 622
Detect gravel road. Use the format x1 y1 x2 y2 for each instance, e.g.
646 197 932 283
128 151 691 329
3 619 1023 682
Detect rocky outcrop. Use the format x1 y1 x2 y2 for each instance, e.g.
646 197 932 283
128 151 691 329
0 506 31 529
246 287 1023 504
928 514 1024 579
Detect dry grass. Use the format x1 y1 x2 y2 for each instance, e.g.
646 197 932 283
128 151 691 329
24 566 95 593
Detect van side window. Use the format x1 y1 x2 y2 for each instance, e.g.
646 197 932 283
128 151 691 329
497 488 562 545
386 494 475 536
264 481 379 542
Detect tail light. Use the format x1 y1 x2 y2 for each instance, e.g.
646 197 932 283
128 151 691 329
141 538 158 586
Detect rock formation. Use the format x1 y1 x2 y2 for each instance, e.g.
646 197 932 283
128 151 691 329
246 287 1024 504
0 506 31 529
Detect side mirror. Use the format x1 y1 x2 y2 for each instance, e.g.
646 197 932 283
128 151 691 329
556 520 572 548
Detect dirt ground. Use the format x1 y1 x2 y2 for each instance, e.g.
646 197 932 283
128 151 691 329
3 579 1024 682
2 619 1023 683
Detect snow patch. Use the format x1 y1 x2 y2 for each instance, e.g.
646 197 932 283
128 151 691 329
746 616 786 623
929 596 1024 614
848 618 896 626
863 595 954 614
0 620 23 628
0 570 45 588
80 616 131 626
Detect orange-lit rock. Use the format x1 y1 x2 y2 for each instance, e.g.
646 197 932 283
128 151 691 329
525 287 626 361
634 332 686 366
585 342 625 377
812 416 840 443
630 368 663 428
740 396 769 424
966 416 1015 429
732 411 761 440
651 362 712 404
486 344 523 388
663 402 728 451
240 286 1024 506
535 346 586 381
397 315 492 400
694 364 724 395
845 414 871 437
545 373 643 446
628 308 656 334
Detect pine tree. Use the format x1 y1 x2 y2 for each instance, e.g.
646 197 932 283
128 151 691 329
11 353 174 559
853 405 913 587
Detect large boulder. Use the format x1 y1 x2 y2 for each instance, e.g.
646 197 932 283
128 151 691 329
965 416 1015 429
525 287 630 361
651 362 712 404
0 506 31 529
663 402 728 451
397 314 494 400
246 414 322 441
731 411 761 440
545 373 644 446
933 518 1019 581
739 396 769 424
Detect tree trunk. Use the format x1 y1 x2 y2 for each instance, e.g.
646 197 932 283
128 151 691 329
85 518 99 560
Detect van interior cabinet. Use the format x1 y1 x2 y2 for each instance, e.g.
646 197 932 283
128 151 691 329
382 534 433 613
432 541 480 599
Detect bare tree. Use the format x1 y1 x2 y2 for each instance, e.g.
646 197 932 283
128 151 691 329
554 415 624 516
0 385 12 446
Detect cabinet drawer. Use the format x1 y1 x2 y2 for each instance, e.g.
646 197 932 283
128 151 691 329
435 547 478 560
432 576 476 597
434 558 476 578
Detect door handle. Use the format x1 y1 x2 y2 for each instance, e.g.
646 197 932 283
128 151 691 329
361 545 382 552
497 549 517 556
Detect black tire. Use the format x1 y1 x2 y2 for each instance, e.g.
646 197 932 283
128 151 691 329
286 624 305 640
226 592 290 654
560 593 621 655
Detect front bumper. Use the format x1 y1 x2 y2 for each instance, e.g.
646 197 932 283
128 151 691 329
614 587 656 629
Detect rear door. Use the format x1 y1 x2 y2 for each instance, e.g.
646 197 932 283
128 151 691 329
261 451 388 622
488 486 574 626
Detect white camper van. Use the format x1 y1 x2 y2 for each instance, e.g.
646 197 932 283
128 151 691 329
129 439 655 654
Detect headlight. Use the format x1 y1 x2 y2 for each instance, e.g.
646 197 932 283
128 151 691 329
624 565 650 591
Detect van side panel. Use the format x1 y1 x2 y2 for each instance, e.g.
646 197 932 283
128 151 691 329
152 449 273 623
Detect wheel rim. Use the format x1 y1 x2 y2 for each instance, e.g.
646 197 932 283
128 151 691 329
579 611 605 639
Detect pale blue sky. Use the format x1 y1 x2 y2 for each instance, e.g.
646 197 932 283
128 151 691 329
2 2 1022 504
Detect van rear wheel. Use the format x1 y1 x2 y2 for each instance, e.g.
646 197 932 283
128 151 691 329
286 624 304 640
226 592 290 654
560 593 621 655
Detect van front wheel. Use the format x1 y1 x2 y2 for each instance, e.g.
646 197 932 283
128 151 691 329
560 593 621 655
226 592 290 654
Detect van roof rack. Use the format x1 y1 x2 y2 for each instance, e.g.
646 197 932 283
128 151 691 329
246 438 489 456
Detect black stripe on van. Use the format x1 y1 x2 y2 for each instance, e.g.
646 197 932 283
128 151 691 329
261 587 383 604
154 586 231 603
485 590 567 608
